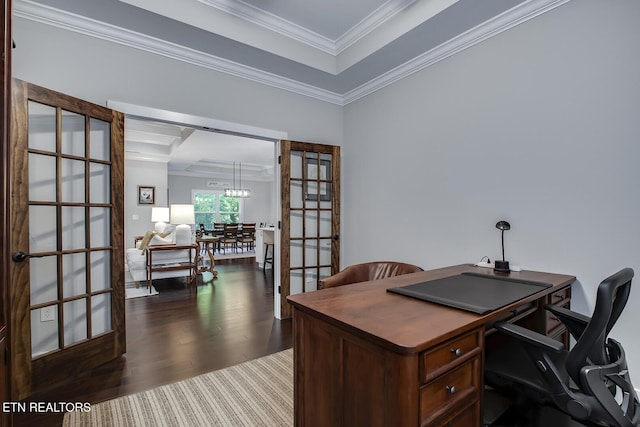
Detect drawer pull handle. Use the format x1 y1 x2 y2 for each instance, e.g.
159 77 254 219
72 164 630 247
451 348 462 357
446 385 456 394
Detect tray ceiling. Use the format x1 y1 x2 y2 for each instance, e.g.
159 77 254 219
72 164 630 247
15 0 571 104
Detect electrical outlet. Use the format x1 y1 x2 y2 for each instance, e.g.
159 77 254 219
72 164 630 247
40 306 56 322
475 261 494 268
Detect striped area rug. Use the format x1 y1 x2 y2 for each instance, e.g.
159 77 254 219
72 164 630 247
63 349 293 427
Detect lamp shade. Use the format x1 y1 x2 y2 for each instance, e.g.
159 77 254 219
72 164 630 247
170 204 195 225
151 207 170 223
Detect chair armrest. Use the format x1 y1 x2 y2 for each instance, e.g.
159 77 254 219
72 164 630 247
494 321 565 353
544 304 590 341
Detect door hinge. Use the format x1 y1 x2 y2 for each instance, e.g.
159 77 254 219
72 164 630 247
278 155 281 164
277 221 281 229
278 286 281 294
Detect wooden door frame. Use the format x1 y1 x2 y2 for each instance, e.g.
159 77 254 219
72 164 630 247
280 140 340 319
1 0 12 415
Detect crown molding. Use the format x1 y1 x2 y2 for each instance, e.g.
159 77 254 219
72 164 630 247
335 0 415 54
197 0 335 54
344 0 572 104
14 0 344 105
197 0 415 56
15 0 572 107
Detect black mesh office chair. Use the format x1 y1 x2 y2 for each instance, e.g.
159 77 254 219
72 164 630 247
485 268 639 427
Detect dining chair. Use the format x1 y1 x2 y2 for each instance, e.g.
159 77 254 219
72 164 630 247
239 223 256 252
221 224 239 254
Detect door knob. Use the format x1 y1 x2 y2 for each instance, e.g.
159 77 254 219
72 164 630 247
12 251 40 262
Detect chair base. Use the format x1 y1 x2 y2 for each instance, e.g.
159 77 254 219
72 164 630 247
484 394 587 427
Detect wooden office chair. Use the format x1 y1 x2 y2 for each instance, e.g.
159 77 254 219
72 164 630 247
318 261 423 290
485 268 639 427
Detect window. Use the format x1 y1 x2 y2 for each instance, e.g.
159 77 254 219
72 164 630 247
193 190 241 228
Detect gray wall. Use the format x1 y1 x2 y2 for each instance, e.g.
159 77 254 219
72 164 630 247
343 0 640 384
124 160 168 248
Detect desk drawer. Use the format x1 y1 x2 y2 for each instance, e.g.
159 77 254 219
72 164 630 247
546 302 570 335
420 358 480 424
420 330 481 383
548 287 571 306
426 400 479 427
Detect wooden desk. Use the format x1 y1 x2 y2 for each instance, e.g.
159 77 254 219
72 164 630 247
287 264 575 426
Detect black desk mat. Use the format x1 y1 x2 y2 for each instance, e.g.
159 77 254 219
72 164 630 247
387 272 552 314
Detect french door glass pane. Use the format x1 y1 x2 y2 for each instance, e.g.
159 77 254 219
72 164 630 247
28 101 56 152
64 299 87 345
62 253 87 298
290 240 302 269
29 153 56 202
305 241 318 266
89 162 110 204
91 294 111 335
290 211 302 238
31 306 59 357
29 206 57 252
290 271 303 295
90 251 111 292
290 151 303 179
305 212 318 238
89 118 110 161
30 256 58 305
90 207 111 248
61 110 85 157
61 158 85 203
320 210 332 236
61 206 85 250
319 239 332 265
319 266 332 282
290 181 303 209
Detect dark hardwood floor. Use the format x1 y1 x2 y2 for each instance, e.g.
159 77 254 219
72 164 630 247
13 258 292 427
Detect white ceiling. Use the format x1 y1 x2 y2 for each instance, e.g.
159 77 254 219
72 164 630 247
15 0 570 176
125 117 276 181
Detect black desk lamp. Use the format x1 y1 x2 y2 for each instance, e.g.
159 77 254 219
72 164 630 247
494 220 511 273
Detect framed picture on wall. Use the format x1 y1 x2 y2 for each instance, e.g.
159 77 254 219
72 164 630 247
138 185 155 205
305 158 332 201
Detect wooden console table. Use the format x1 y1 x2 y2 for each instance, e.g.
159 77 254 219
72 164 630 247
287 264 574 426
145 244 198 292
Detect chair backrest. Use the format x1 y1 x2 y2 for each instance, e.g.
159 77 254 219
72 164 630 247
223 224 238 239
318 261 423 289
566 268 634 387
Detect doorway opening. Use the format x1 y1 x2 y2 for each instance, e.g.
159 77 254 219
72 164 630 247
107 100 287 317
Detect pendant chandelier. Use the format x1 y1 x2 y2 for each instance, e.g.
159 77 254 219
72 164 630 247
224 162 251 198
